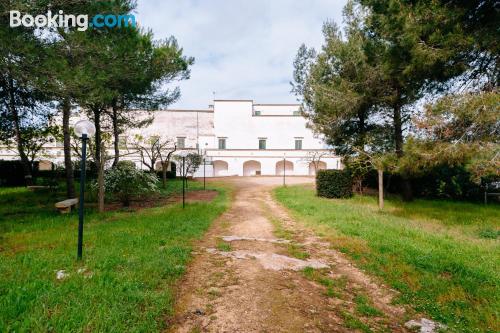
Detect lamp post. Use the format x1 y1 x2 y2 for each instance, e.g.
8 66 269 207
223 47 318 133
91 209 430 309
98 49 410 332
203 143 208 189
283 154 286 187
183 156 186 208
74 120 96 261
178 151 188 208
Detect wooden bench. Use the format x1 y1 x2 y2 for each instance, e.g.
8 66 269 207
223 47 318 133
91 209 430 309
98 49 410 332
27 185 50 191
484 192 500 204
55 198 78 214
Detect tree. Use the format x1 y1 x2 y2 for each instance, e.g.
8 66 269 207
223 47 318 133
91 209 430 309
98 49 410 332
292 2 392 157
0 1 54 186
105 34 193 167
361 0 499 88
52 1 192 212
292 1 394 197
295 0 498 200
300 151 330 174
398 91 499 185
156 139 177 188
4 125 57 168
358 0 500 199
130 134 177 188
176 153 202 179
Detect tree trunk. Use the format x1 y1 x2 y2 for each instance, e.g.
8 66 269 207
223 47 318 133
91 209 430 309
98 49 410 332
93 109 105 212
357 108 366 149
8 77 32 186
393 101 413 201
62 98 75 198
111 101 120 167
162 162 168 188
393 103 404 159
378 169 384 210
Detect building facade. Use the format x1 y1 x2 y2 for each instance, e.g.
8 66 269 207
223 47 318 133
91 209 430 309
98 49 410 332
0 99 341 177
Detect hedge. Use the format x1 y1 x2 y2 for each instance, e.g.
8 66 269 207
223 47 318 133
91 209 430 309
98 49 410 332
363 165 488 202
0 160 39 187
316 169 353 198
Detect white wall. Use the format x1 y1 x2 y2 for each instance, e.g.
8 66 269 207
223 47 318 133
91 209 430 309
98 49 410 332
0 100 342 177
213 100 324 150
130 110 214 150
205 154 341 177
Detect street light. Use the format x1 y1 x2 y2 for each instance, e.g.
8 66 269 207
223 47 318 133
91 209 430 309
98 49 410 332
283 153 286 187
202 149 208 190
203 157 206 190
178 151 188 208
74 120 95 260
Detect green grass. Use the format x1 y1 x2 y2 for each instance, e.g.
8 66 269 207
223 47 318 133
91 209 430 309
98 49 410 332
301 267 343 298
275 185 500 333
158 178 204 197
286 243 309 259
216 239 232 252
340 311 373 333
354 295 383 317
0 180 228 332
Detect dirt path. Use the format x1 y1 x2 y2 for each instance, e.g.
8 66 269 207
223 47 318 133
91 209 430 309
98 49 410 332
168 177 410 332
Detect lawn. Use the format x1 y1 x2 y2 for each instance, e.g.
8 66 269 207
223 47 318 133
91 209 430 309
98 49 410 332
274 185 499 333
0 179 228 332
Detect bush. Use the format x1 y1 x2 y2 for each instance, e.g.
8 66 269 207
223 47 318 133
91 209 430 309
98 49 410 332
0 160 39 187
102 161 159 206
363 165 486 201
316 169 353 198
154 170 176 179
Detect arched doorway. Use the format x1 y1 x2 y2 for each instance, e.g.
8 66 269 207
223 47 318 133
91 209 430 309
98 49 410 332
243 160 261 176
308 161 327 176
213 160 229 176
275 160 294 175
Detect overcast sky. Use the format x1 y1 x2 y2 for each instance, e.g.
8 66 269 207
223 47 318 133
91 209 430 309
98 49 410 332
135 0 347 109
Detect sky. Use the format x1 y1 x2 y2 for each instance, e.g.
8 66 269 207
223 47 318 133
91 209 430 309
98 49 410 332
135 0 347 109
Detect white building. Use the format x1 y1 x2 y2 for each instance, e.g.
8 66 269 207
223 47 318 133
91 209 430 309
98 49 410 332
0 99 341 177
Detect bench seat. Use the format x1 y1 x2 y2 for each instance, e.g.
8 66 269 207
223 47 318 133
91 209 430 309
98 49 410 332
55 198 79 214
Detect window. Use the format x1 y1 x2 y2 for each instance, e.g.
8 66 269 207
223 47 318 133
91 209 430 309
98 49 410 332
294 139 302 150
254 110 261 116
259 139 266 150
218 138 226 150
177 137 185 148
293 110 301 116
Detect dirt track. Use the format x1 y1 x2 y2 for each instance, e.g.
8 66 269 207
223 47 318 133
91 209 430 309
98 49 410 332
168 177 410 332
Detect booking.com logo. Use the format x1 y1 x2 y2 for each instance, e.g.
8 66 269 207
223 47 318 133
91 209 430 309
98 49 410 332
9 10 136 31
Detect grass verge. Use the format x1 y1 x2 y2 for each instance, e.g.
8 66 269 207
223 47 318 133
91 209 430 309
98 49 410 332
275 185 499 333
0 180 228 332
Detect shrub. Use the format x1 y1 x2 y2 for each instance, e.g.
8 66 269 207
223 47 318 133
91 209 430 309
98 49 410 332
102 161 159 206
316 169 353 198
0 160 39 187
363 165 486 201
154 170 176 179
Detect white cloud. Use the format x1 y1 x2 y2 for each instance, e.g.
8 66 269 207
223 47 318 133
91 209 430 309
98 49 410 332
135 0 347 108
